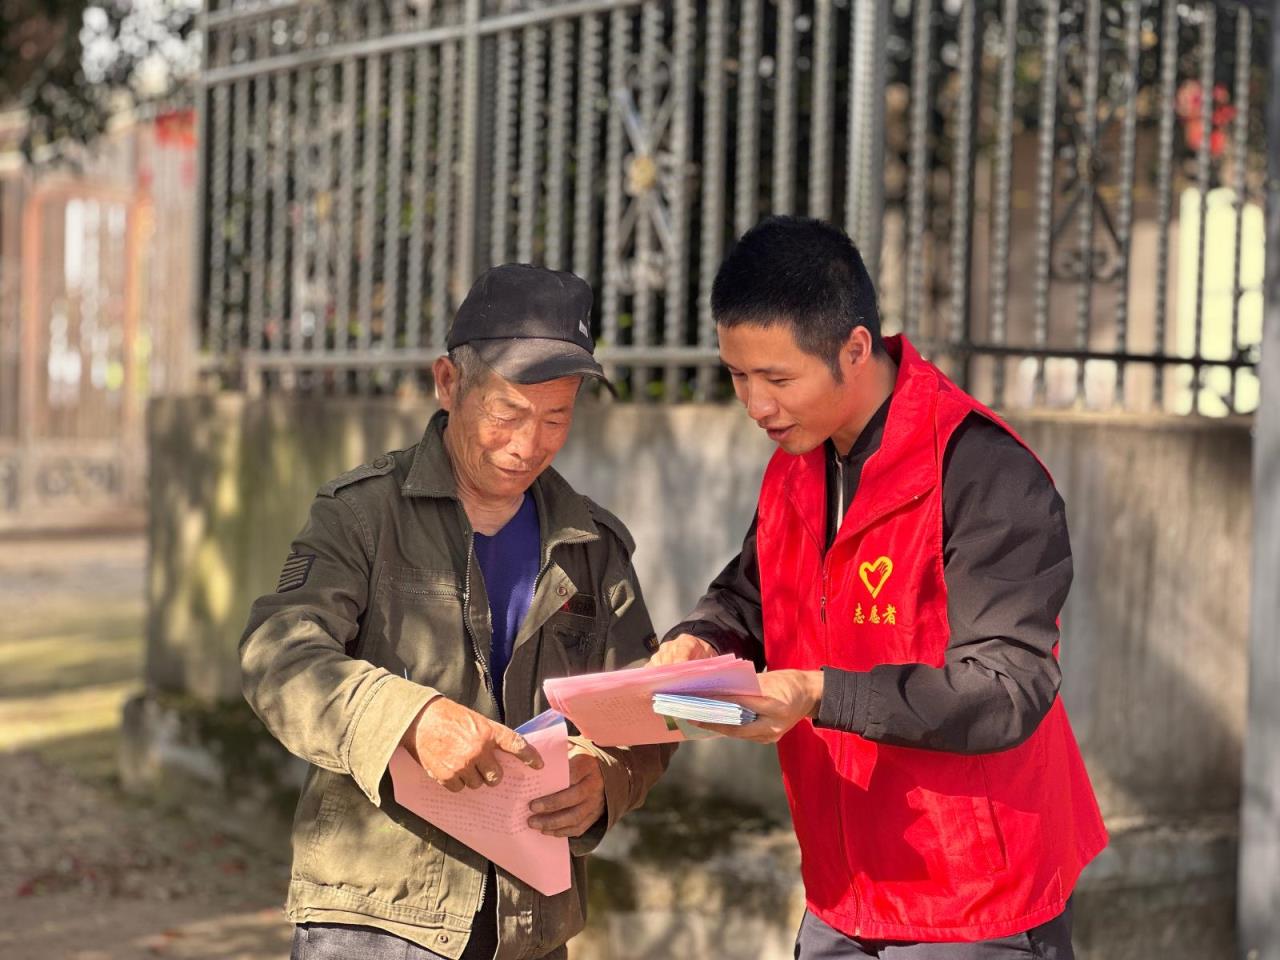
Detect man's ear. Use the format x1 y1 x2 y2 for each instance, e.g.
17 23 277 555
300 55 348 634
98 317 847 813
433 355 458 411
841 326 874 376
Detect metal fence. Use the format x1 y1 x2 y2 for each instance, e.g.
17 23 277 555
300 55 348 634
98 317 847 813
196 0 1272 413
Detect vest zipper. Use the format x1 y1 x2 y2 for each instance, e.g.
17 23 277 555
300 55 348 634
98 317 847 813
827 456 862 935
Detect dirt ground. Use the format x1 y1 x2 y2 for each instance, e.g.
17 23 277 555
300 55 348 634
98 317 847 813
0 532 294 960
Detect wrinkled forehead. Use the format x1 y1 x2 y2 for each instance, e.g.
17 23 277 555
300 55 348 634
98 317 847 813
472 373 583 416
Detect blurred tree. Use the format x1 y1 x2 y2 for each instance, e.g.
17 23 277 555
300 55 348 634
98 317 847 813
0 0 200 160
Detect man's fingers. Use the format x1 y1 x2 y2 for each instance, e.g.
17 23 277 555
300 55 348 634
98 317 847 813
440 775 466 793
457 766 486 790
528 799 597 835
530 781 587 815
475 757 504 787
494 728 544 769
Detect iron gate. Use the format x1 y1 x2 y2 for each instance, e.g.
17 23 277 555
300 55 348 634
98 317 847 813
196 0 1272 414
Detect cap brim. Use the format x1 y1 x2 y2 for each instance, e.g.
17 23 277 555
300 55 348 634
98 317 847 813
470 338 615 393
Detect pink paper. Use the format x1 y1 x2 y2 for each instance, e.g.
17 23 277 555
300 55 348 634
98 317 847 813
388 719 571 896
543 655 761 746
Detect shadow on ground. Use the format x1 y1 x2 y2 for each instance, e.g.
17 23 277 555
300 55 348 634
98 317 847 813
0 533 293 960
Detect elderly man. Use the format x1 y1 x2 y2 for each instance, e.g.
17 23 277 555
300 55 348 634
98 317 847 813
240 264 671 960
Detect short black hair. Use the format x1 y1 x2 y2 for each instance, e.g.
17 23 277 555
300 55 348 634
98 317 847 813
711 215 883 379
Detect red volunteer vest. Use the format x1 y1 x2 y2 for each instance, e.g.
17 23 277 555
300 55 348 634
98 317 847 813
757 335 1107 942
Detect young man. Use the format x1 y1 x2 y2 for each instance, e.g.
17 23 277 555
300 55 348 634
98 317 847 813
653 217 1107 958
241 264 671 959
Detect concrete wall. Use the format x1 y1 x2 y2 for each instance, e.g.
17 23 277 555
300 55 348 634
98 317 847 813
135 394 1253 957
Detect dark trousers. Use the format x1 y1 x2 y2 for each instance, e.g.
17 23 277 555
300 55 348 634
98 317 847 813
795 902 1074 960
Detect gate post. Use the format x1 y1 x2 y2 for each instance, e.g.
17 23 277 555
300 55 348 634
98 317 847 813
1240 4 1280 958
846 0 888 286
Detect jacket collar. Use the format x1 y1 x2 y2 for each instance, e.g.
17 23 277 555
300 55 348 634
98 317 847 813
401 409 599 548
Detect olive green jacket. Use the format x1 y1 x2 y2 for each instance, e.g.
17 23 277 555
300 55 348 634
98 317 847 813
240 411 673 960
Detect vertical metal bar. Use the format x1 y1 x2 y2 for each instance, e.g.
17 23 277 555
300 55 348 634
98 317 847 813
1113 0 1141 407
573 14 603 283
228 78 250 356
846 0 888 283
276 68 293 353
904 0 933 339
1075 0 1102 403
313 13 337 360
491 30 517 266
1031 0 1061 401
546 19 572 271
357 43 382 379
736 0 762 236
1153 0 1179 407
773 0 797 215
809 0 835 220
601 10 630 365
454 0 481 294
989 0 1018 405
1192 2 1216 415
190 30 211 367
664 0 694 400
633 4 663 401
698 0 728 400
336 22 359 367
207 80 230 357
249 55 269 353
384 50 407 354
1229 5 1253 413
518 26 545 264
948 0 977 379
431 42 458 349
405 46 432 351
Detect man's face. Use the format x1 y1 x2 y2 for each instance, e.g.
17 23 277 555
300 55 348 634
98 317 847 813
440 367 581 501
718 322 859 455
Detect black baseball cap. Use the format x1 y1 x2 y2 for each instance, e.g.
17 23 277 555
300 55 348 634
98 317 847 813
446 263 610 389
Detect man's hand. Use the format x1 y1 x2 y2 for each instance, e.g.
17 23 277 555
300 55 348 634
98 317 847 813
648 632 718 666
526 747 606 838
401 696 543 792
694 669 824 744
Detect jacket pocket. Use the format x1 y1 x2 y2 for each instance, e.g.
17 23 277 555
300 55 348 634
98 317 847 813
542 611 603 678
299 786 348 880
370 565 474 695
298 776 451 912
877 751 1009 883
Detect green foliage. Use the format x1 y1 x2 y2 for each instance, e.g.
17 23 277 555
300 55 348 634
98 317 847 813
0 1 200 161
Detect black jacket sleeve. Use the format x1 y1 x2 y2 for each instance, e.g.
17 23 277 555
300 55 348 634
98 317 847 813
815 416 1071 753
661 514 768 670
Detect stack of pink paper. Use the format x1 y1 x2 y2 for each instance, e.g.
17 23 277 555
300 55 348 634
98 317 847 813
543 655 761 746
388 717 572 896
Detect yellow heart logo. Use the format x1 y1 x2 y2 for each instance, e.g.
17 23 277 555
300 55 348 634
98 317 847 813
859 556 893 599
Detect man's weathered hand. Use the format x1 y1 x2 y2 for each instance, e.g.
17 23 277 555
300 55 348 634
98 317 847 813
401 696 543 792
648 632 718 666
526 747 606 838
694 669 824 744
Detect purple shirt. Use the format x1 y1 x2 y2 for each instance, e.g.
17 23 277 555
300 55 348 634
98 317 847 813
473 494 541 709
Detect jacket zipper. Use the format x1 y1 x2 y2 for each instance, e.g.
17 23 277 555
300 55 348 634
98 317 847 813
461 528 497 922
825 457 861 935
463 529 499 716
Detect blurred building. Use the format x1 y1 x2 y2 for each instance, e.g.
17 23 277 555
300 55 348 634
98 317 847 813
0 107 198 531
